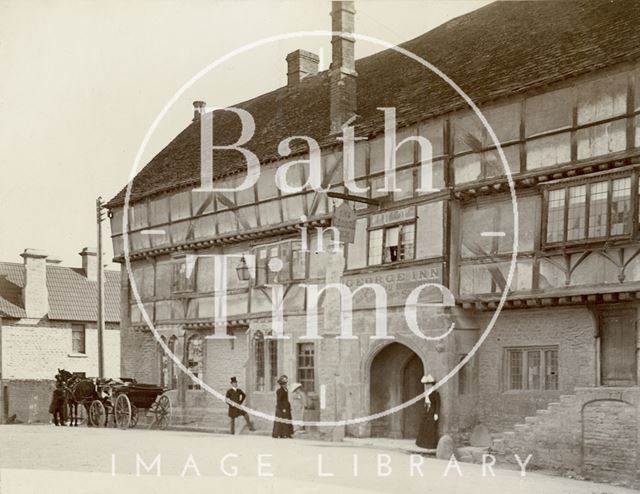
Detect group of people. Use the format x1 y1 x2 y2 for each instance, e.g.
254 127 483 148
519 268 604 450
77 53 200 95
225 374 306 438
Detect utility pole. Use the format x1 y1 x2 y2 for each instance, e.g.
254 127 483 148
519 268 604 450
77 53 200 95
96 197 106 378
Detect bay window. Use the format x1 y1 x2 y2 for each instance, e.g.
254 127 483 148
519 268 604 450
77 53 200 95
543 172 636 246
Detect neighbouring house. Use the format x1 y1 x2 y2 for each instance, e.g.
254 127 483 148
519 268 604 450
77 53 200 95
0 248 120 423
106 0 640 486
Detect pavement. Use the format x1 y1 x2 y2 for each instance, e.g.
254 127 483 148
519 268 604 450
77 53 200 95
0 424 636 494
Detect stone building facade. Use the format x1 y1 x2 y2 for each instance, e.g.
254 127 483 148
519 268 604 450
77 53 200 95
107 0 640 485
0 248 121 423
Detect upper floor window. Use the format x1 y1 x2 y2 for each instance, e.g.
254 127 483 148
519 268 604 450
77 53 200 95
172 256 196 293
506 346 558 391
544 174 634 246
254 240 307 286
368 222 416 265
71 324 86 354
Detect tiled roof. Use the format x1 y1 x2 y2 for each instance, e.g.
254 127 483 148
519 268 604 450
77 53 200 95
0 262 120 323
107 0 640 208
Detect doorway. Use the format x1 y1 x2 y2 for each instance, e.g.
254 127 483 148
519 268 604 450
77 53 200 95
369 343 424 438
600 309 637 386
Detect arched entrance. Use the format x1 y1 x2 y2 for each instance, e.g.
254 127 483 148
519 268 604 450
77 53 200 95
369 343 424 439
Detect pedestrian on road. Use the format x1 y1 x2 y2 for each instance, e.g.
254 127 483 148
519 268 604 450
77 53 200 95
225 377 255 435
272 375 293 438
415 374 440 449
49 382 65 426
289 382 307 434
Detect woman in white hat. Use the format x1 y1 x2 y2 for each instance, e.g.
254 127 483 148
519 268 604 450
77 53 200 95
415 374 441 449
289 382 307 434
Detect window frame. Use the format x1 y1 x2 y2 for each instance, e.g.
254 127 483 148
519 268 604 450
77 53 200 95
71 324 86 354
296 342 316 394
367 220 417 266
186 334 204 391
253 330 279 392
504 346 559 392
542 169 639 248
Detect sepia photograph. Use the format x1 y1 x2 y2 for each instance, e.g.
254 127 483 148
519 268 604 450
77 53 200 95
0 0 639 493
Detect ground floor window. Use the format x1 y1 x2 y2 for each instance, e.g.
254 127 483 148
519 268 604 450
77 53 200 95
297 343 316 393
187 335 203 390
505 346 559 391
254 331 278 391
167 336 178 389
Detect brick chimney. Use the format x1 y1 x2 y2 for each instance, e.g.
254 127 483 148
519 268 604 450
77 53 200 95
192 100 206 122
286 49 320 86
79 247 98 281
20 249 49 319
329 1 357 134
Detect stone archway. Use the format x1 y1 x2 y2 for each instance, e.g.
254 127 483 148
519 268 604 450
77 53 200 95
369 342 424 439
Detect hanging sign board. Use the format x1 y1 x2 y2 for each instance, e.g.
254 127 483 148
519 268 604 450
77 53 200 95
332 202 357 243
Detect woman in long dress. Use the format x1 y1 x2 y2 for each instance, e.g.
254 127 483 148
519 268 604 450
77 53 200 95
272 375 294 438
289 382 307 434
416 374 441 449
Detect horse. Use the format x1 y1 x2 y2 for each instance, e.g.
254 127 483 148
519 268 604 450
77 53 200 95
56 369 100 426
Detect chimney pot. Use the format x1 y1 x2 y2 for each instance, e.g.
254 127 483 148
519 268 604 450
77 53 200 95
286 49 320 87
192 100 206 121
20 248 49 319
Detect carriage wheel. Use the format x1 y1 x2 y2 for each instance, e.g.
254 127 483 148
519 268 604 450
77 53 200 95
114 394 132 430
151 395 171 430
89 400 106 427
130 405 139 428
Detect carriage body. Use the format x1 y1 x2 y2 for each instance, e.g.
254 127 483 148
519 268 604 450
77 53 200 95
88 380 172 430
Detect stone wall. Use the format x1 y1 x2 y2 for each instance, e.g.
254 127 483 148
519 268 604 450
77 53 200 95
500 387 640 488
475 306 596 431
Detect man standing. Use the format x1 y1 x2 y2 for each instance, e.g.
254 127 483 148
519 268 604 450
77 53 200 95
226 376 255 434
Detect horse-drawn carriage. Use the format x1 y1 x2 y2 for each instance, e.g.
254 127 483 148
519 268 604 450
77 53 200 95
57 370 171 430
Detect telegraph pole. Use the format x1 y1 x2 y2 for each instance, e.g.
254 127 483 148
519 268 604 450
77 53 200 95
96 197 106 378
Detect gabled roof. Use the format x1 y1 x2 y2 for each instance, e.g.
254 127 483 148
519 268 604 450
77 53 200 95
0 262 120 323
108 0 640 208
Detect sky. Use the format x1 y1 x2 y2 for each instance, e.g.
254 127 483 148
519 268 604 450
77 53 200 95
0 0 490 269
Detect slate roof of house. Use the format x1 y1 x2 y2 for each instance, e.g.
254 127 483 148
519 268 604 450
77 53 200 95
108 0 640 208
0 262 120 322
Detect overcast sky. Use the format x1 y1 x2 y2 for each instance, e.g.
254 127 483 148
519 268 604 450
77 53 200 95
0 0 490 269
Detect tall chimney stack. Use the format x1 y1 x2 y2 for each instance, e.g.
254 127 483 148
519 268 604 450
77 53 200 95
329 1 357 134
286 49 320 86
20 249 49 319
79 247 98 282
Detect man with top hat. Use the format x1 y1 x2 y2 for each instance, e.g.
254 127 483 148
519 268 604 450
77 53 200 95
416 374 441 449
225 376 255 434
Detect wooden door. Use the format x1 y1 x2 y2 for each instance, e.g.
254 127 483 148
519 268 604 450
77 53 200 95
402 355 424 439
600 311 637 386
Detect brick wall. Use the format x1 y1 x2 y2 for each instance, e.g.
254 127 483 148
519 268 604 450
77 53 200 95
500 387 640 488
2 323 120 380
475 307 596 431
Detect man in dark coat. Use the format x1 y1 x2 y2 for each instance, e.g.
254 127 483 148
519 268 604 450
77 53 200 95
49 382 66 426
416 374 441 449
225 377 254 434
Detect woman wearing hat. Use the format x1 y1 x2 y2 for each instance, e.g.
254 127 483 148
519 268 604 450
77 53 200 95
416 374 441 449
272 375 294 438
289 382 307 434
